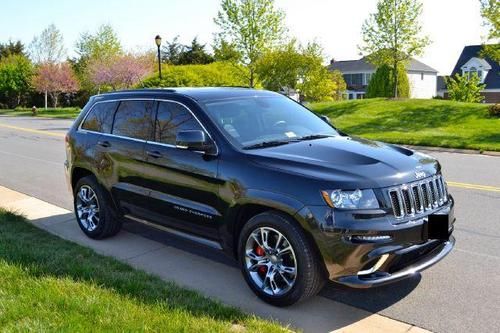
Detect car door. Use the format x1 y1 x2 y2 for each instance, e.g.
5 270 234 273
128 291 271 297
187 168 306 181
140 100 221 240
95 99 156 219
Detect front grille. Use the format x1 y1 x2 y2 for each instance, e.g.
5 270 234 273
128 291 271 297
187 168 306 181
389 175 448 219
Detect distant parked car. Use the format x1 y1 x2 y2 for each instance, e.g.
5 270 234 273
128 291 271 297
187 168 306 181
65 88 455 306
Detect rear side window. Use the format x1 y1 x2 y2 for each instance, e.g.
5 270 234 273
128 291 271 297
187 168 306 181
81 102 117 133
112 100 155 140
155 101 203 145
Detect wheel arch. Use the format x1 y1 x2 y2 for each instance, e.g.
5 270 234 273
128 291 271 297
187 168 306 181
226 190 326 271
71 166 94 191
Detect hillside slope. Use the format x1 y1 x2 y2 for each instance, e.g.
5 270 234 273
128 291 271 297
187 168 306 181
310 98 499 151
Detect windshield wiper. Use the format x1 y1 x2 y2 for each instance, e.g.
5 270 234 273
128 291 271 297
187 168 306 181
242 140 293 150
296 134 335 141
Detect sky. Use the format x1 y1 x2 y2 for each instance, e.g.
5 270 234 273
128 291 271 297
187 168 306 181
0 0 489 75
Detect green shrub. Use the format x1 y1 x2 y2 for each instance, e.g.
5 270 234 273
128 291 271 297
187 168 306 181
140 62 248 88
366 64 409 98
446 73 485 103
488 103 500 117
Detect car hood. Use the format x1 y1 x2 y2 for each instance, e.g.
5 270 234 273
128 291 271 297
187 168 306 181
245 136 440 189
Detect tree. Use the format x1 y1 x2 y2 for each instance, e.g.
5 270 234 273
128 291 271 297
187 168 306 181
0 54 33 108
75 24 122 63
32 62 79 108
29 24 66 64
256 41 342 102
88 54 152 92
73 24 123 95
214 0 287 87
366 64 409 98
178 38 214 65
256 40 303 92
162 36 184 65
213 39 241 63
0 40 25 60
446 73 485 103
360 0 430 98
330 70 347 101
479 0 499 61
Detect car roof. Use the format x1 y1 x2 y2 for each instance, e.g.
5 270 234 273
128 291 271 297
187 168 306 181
93 87 279 103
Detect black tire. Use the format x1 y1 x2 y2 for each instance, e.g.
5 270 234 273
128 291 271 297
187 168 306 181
73 175 122 239
238 211 325 306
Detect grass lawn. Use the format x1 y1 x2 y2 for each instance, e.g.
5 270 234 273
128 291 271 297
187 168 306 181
0 107 81 119
0 209 288 332
310 98 500 152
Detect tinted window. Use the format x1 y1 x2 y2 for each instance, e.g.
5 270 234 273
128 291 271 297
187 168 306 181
112 100 155 140
155 102 202 145
81 102 117 133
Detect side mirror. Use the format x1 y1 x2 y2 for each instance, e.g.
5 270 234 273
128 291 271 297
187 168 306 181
176 130 216 155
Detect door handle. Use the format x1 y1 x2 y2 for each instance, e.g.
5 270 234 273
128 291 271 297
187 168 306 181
97 140 111 148
146 150 162 159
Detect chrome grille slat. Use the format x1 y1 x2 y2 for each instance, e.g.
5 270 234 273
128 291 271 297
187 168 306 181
389 175 448 219
412 184 423 213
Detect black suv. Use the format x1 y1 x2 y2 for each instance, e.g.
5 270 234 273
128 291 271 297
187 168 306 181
65 88 455 306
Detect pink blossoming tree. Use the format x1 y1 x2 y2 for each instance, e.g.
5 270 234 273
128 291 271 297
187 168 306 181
32 62 79 108
88 54 152 92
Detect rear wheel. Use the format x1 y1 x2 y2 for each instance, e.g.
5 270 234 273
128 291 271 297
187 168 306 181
74 176 122 239
238 211 325 306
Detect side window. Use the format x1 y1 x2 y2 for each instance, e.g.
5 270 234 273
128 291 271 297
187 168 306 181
81 102 118 133
155 102 203 145
112 100 155 140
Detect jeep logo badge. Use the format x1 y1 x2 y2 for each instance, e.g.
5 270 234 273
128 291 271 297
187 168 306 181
415 170 426 179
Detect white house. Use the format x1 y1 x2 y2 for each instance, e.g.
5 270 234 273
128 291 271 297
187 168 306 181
328 57 438 99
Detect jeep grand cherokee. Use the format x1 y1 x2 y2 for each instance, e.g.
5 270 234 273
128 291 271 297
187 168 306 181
65 88 455 306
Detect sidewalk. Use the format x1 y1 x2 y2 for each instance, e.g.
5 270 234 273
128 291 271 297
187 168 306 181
0 185 430 333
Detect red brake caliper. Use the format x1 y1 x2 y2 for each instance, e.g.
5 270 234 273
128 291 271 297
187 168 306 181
255 245 267 275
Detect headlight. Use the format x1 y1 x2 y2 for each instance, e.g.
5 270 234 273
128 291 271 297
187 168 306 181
321 189 379 209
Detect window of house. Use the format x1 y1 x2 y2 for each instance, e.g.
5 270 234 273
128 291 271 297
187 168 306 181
421 72 424 80
365 73 372 85
154 101 203 145
343 74 352 85
112 100 155 140
81 102 118 133
351 73 363 85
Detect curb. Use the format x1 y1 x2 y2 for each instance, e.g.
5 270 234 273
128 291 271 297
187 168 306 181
403 144 500 157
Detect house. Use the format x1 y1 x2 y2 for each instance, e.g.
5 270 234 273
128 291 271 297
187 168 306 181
328 57 438 99
438 45 499 103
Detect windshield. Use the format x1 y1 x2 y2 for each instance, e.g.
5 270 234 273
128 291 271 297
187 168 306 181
203 95 338 148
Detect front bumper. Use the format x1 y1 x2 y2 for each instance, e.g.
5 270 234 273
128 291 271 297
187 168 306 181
335 236 455 288
295 197 455 288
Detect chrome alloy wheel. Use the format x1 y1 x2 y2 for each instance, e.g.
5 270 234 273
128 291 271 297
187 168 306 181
76 185 100 232
244 227 297 296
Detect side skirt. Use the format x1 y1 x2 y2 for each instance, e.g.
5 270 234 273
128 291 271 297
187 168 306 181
124 214 223 250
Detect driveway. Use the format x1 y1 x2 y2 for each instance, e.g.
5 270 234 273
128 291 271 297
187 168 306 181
1 116 499 332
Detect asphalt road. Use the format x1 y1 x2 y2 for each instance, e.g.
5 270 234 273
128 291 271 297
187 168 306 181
1 115 499 333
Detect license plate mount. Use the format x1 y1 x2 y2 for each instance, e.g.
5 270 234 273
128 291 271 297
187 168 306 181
428 214 450 240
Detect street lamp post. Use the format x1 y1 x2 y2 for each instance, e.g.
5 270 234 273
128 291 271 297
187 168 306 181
155 35 162 80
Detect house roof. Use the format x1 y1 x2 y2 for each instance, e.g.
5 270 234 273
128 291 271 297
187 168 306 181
328 57 438 73
451 45 499 89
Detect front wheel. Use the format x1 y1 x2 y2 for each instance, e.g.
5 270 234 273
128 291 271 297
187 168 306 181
238 211 325 306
